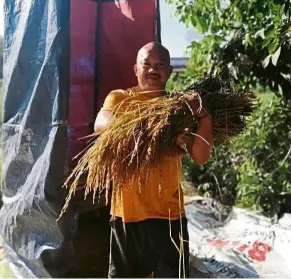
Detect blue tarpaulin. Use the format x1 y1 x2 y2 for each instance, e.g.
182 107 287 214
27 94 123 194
0 0 160 277
0 1 75 277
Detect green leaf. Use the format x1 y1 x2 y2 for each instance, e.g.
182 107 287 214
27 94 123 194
185 16 191 28
265 28 276 39
190 15 197 29
262 54 272 68
271 46 281 66
245 33 254 47
195 16 209 33
281 73 291 82
268 38 279 53
205 0 214 9
254 28 265 39
262 29 276 49
230 20 242 28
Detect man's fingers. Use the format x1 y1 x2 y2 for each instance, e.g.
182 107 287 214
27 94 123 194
178 129 190 139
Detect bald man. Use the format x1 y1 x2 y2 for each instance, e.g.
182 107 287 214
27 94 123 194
94 42 213 278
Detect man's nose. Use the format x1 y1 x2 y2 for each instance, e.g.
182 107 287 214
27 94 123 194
149 65 158 72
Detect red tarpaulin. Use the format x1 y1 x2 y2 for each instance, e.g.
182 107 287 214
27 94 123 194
68 0 160 161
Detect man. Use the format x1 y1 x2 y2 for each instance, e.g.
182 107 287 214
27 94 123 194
94 42 213 278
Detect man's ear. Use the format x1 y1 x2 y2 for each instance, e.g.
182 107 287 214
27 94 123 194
133 64 137 76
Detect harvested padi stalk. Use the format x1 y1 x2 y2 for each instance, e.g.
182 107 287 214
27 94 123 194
60 93 199 216
59 85 255 217
201 91 255 143
187 73 256 142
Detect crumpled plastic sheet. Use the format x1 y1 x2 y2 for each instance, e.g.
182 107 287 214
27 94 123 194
0 1 76 277
186 197 291 278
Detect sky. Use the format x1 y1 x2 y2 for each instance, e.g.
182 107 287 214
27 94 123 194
160 0 201 57
0 0 200 57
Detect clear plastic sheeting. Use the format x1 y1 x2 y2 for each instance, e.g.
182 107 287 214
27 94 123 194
186 197 291 278
0 0 74 277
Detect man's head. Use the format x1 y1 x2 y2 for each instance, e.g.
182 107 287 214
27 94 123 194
134 42 173 91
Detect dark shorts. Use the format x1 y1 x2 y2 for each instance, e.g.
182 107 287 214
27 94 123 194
108 216 189 278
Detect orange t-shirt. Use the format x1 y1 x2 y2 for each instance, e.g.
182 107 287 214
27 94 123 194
101 86 185 223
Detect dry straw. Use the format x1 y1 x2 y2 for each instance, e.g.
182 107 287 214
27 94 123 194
59 78 256 217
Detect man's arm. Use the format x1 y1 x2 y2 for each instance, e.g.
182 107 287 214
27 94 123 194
177 94 214 164
94 90 124 134
184 115 213 165
94 110 113 134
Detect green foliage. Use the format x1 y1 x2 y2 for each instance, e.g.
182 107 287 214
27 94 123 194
167 0 291 98
182 142 238 205
183 96 291 216
235 97 291 215
167 0 291 216
166 74 183 91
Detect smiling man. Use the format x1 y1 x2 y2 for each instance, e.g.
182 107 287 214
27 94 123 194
134 41 171 93
94 42 213 278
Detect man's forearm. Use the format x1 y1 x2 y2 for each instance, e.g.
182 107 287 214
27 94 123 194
94 110 114 134
185 115 213 164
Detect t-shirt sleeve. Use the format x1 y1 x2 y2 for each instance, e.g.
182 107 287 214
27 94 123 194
100 90 127 112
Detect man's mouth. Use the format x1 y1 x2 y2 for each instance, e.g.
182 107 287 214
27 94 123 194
147 74 161 80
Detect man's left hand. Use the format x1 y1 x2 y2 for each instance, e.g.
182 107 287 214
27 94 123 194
177 128 192 155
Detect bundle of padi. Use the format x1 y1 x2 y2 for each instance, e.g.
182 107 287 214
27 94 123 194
186 73 255 143
59 76 255 216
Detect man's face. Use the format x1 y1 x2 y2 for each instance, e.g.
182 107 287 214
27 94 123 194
134 48 173 91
